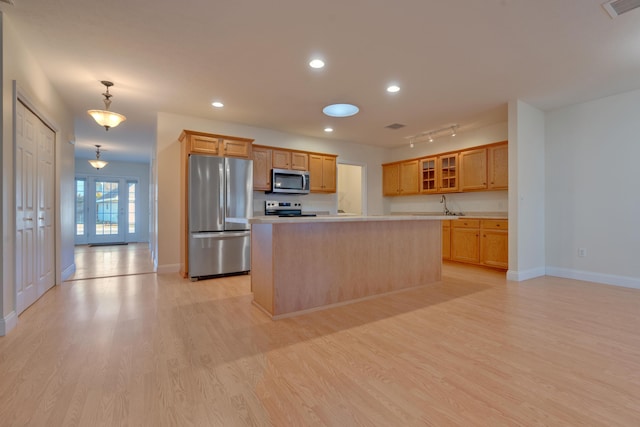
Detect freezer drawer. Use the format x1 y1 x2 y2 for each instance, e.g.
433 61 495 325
189 231 250 278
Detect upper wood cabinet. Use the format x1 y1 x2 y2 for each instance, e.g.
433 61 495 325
252 146 272 191
291 151 309 171
438 153 459 193
383 160 419 196
272 149 291 169
272 149 309 171
385 140 508 197
179 130 253 158
420 157 438 193
309 154 337 193
460 148 487 191
488 143 508 190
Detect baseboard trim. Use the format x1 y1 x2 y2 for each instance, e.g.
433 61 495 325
506 267 546 282
0 311 17 336
157 263 180 274
546 267 640 290
61 263 76 281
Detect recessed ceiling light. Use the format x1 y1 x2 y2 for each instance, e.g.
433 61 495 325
211 101 224 108
324 127 333 132
309 59 325 69
387 85 400 93
322 103 359 117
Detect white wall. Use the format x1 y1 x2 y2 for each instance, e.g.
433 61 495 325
75 160 151 243
545 90 640 288
386 121 509 214
156 112 389 272
507 100 546 281
1 13 75 335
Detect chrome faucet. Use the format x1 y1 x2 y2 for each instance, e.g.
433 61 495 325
440 195 453 215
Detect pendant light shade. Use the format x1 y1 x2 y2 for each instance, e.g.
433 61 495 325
87 81 126 131
89 145 108 170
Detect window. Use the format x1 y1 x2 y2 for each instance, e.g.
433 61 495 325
75 178 86 236
128 181 136 234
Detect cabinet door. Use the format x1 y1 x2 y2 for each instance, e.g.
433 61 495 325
488 144 508 190
460 148 487 191
309 154 336 193
420 157 438 193
222 139 251 158
252 147 272 191
438 153 458 192
291 152 309 171
451 227 480 263
399 160 419 195
321 156 336 192
382 163 400 196
442 220 451 260
190 135 219 154
272 150 291 169
481 230 508 269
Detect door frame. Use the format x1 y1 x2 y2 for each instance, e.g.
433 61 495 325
336 160 367 216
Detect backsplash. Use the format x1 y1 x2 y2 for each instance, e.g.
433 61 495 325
388 191 508 215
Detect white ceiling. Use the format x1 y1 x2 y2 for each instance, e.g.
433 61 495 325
3 0 640 163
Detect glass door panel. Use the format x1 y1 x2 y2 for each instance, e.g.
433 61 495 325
92 179 124 243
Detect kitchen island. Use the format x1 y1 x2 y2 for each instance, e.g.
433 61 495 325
249 215 449 319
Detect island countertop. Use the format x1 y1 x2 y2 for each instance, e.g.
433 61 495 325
249 214 451 224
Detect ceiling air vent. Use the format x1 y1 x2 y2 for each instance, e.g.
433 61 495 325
603 0 640 18
385 123 405 130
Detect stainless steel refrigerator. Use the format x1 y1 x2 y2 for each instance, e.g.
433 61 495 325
188 155 253 279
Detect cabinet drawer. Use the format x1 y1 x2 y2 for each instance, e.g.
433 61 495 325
452 219 480 229
481 219 508 230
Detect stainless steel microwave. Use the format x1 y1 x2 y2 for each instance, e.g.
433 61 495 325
271 168 310 194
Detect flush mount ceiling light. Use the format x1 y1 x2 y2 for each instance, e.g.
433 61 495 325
88 144 108 170
451 126 457 137
324 127 333 133
211 101 224 108
309 58 325 69
87 81 126 131
322 103 359 117
387 85 400 93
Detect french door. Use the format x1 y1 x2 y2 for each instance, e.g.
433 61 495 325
75 177 138 245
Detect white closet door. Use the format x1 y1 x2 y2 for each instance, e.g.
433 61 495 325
16 101 38 313
16 101 56 314
37 118 55 295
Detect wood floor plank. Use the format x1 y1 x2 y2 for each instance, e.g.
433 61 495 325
1 259 640 426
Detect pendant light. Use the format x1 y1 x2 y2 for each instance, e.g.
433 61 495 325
87 81 126 131
88 145 108 170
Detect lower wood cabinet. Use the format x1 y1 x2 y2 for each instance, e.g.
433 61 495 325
442 220 451 260
447 218 508 269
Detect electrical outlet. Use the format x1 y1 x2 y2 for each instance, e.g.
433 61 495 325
578 248 587 257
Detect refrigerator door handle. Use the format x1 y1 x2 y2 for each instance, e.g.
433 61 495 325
219 162 225 227
192 231 250 239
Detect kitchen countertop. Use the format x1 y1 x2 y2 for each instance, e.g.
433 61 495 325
249 214 451 224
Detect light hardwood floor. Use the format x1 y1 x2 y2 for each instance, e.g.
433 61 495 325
1 263 639 426
69 243 155 280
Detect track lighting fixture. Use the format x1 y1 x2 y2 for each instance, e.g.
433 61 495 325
406 124 460 148
407 123 460 148
88 144 108 170
87 81 126 131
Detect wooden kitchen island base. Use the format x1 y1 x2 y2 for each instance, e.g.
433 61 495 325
250 216 445 318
